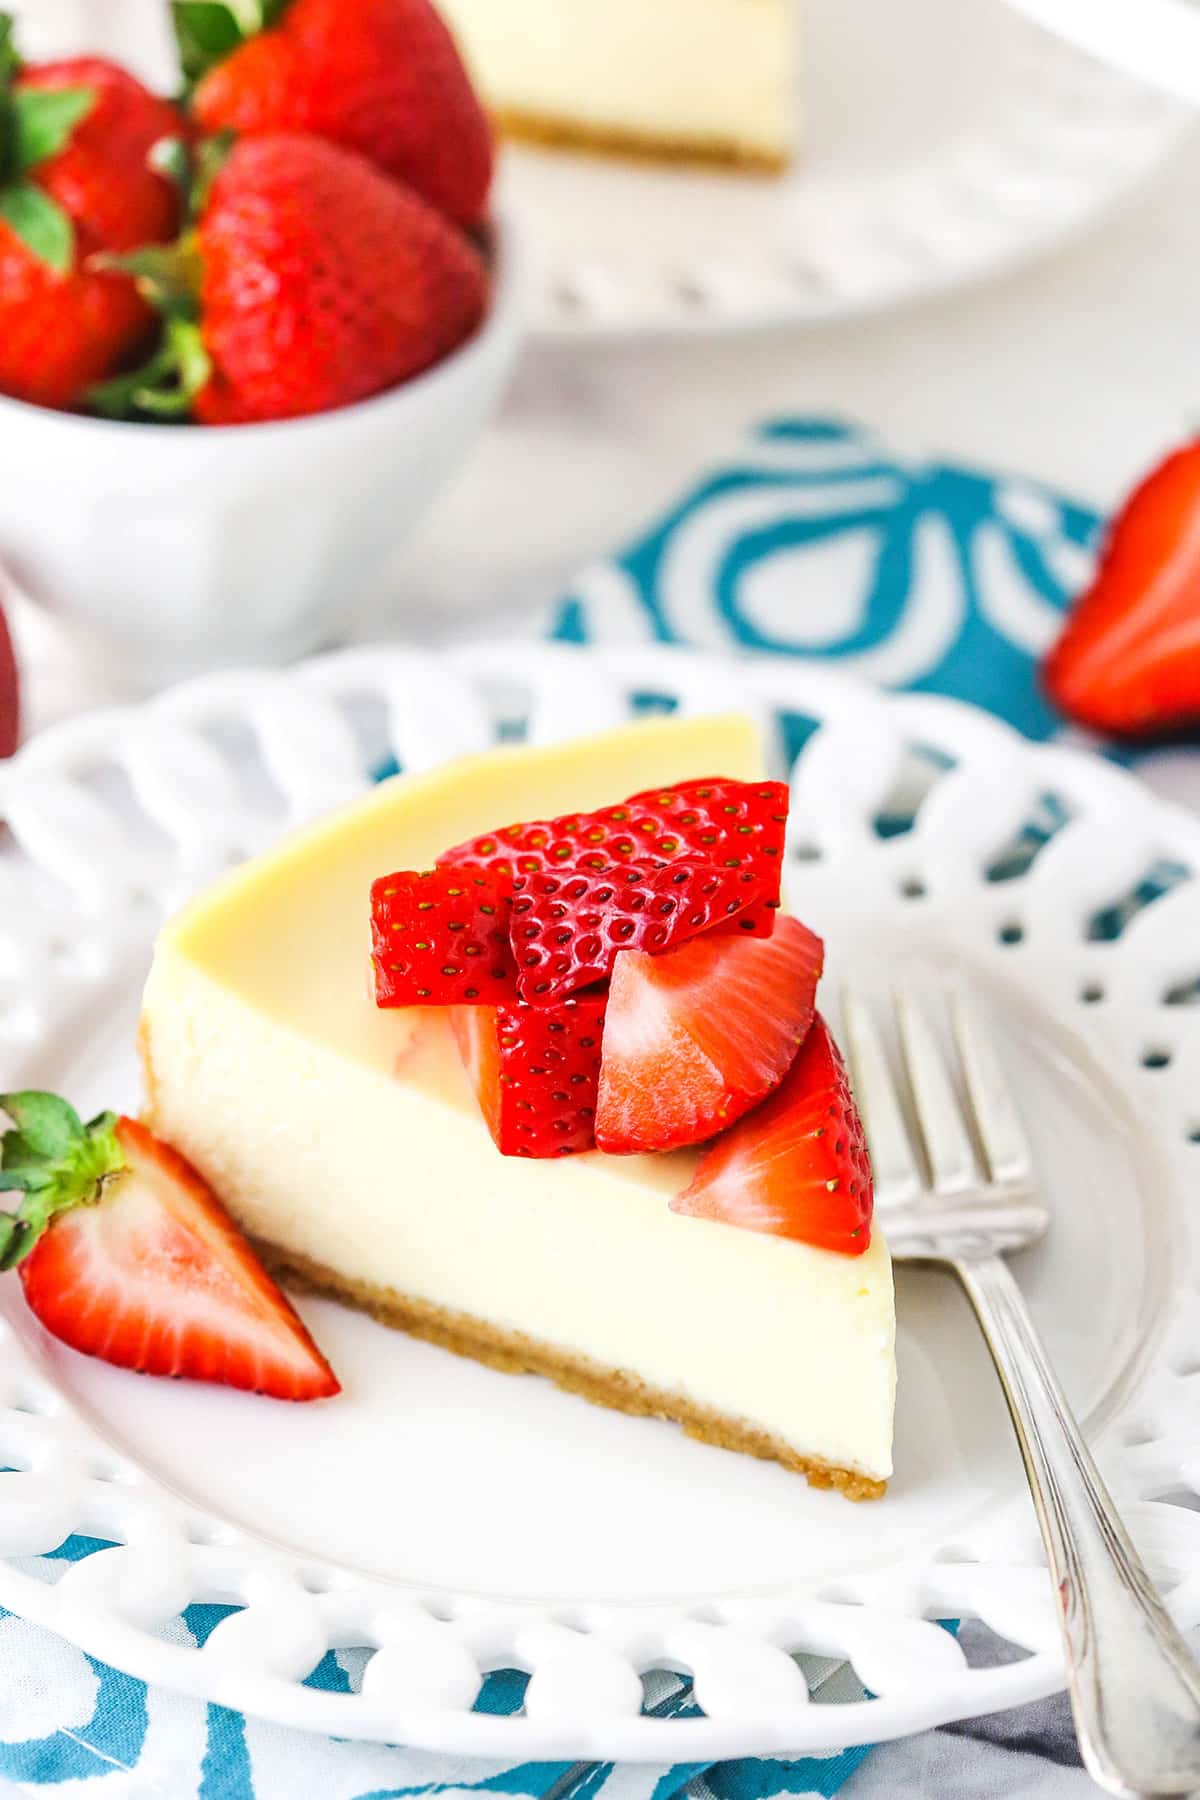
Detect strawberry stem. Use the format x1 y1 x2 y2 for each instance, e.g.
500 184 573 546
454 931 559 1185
0 1094 122 1270
171 0 291 88
89 316 211 421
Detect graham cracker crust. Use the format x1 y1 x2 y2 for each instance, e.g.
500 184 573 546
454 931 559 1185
261 1242 886 1500
493 106 789 173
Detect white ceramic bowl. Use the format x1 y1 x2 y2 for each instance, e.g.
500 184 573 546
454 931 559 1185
0 218 523 689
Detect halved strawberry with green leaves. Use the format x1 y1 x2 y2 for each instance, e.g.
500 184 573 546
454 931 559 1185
371 865 516 1006
440 777 789 1004
595 914 824 1154
451 993 606 1157
672 1014 873 1256
0 1093 339 1398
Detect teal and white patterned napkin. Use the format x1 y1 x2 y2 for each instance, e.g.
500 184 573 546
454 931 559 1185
0 417 1105 1799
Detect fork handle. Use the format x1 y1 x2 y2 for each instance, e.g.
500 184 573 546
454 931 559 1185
954 1251 1200 1798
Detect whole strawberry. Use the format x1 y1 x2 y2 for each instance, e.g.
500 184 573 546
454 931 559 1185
96 132 488 425
0 17 184 411
174 0 493 229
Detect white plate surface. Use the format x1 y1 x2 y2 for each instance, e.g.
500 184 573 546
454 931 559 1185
1 643 1199 1759
502 0 1194 336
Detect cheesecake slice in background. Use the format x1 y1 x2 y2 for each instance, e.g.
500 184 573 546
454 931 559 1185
438 0 798 171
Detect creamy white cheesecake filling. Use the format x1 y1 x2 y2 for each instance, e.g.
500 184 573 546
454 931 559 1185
439 0 797 163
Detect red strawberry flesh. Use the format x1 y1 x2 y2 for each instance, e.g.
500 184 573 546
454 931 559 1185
451 993 606 1157
440 777 790 1004
507 854 768 1006
13 1112 339 1398
371 866 516 1007
1043 441 1200 738
193 133 488 426
0 594 18 759
187 0 494 228
0 56 184 411
595 914 824 1154
672 1013 873 1256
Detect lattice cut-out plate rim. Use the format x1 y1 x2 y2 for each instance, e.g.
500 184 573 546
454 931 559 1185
0 640 1199 1759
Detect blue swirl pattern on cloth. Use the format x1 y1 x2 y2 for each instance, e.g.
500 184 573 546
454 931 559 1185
0 417 1101 1797
547 418 1098 740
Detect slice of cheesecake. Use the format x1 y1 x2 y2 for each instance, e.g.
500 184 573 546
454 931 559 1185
438 0 797 172
139 714 895 1495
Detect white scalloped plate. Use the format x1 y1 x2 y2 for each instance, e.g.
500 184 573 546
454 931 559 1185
503 0 1194 337
1 643 1200 1759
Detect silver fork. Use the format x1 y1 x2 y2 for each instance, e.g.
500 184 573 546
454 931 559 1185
844 982 1200 1799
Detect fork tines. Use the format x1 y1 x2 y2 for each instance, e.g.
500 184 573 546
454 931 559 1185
842 982 1047 1261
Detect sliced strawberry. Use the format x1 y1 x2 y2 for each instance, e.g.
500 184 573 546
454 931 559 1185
0 1095 339 1398
508 855 765 1006
623 776 789 937
451 993 606 1157
438 778 789 1007
672 1014 873 1256
595 914 824 1154
1043 441 1200 737
440 776 789 945
371 866 516 1007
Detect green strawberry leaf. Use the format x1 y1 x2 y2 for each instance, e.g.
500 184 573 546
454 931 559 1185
0 180 74 271
172 3 245 85
12 86 94 171
0 14 20 186
150 132 191 196
0 15 20 88
0 1096 122 1271
1 1092 84 1161
171 0 292 85
192 130 234 216
89 316 211 421
97 241 201 320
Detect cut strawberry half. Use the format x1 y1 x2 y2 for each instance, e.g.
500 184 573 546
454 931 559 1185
451 992 606 1157
672 1014 873 1257
595 914 824 1154
440 776 790 958
0 1094 339 1398
371 866 516 1007
507 854 766 1006
1043 441 1200 738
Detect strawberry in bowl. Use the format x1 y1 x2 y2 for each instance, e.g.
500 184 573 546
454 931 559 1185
0 4 520 682
0 17 184 411
93 132 488 426
175 0 493 229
